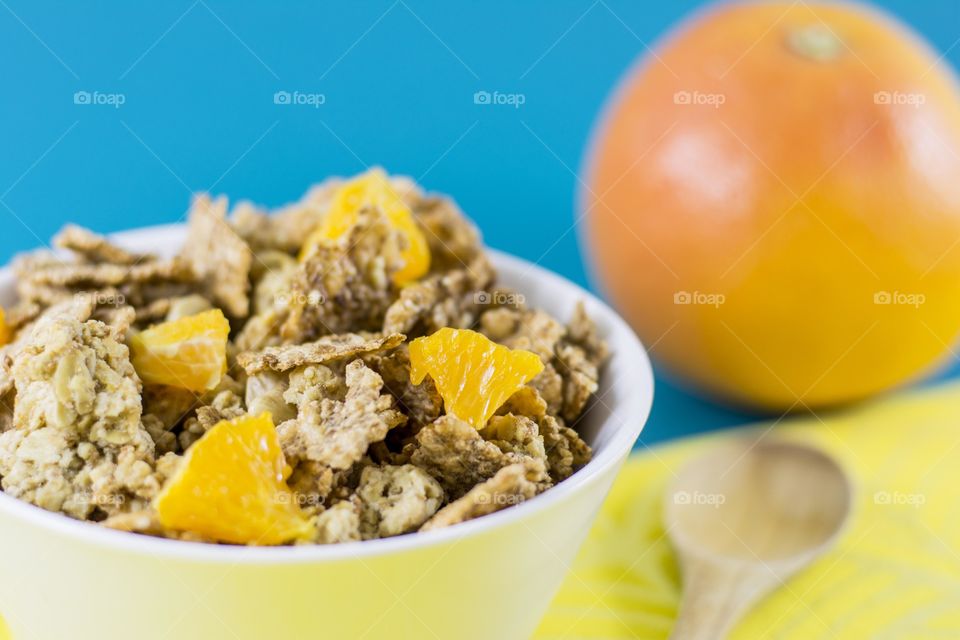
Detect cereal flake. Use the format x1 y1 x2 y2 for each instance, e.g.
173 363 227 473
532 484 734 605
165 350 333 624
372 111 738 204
420 459 548 531
181 194 253 318
237 332 405 375
355 464 443 539
277 360 405 470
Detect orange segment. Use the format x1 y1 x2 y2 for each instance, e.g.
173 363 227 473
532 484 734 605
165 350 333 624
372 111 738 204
409 328 544 429
300 168 430 284
0 307 11 347
129 309 230 392
154 412 313 545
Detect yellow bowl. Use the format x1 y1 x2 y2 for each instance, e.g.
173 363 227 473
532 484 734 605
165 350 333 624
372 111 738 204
0 225 654 640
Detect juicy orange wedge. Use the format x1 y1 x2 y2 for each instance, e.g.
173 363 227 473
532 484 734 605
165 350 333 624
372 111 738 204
409 328 544 429
300 168 430 284
0 307 11 347
129 309 230 392
155 412 313 545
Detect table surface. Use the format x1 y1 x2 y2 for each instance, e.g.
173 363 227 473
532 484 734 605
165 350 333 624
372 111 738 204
1 0 957 445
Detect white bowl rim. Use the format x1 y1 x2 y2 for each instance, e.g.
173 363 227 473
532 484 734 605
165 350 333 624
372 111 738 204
0 224 654 564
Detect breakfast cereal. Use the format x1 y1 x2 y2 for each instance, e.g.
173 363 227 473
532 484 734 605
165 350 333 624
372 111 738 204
0 168 607 545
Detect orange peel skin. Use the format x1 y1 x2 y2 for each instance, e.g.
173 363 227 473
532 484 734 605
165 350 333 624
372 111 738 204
129 309 230 392
300 168 430 284
409 328 544 430
154 412 314 545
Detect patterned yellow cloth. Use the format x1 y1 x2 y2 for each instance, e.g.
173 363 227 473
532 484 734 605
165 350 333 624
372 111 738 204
536 382 960 639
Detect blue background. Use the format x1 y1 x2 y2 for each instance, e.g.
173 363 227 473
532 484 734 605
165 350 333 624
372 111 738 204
2 0 958 445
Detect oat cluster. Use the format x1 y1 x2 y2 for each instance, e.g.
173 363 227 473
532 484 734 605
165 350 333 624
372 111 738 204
0 171 607 544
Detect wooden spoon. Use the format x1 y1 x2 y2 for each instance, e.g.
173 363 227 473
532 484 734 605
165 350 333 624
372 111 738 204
664 439 851 639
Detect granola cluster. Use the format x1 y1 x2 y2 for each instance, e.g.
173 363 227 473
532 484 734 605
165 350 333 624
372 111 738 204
0 170 607 544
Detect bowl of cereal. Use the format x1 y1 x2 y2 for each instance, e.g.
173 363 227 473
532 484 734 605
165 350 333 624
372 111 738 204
0 170 652 640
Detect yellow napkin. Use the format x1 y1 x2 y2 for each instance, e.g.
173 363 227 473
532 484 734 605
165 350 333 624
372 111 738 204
535 382 960 639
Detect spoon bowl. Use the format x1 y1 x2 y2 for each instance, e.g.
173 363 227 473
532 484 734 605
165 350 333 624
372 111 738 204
664 439 852 639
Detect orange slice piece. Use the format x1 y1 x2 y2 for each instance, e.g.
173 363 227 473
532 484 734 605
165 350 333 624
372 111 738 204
129 309 230 392
409 328 544 429
300 168 430 284
0 307 11 347
154 412 313 545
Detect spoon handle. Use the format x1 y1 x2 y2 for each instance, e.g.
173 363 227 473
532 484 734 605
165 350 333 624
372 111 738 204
669 559 782 640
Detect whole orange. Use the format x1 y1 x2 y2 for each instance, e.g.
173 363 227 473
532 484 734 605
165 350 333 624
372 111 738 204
582 1 960 410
